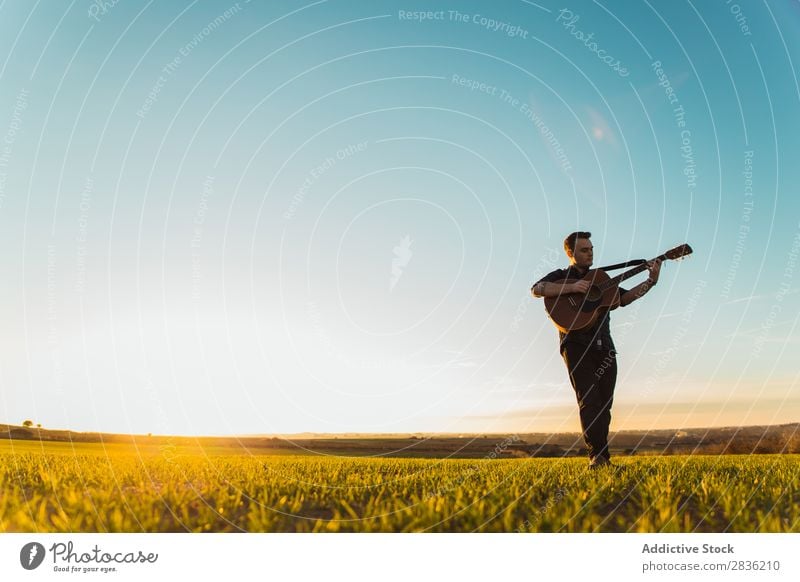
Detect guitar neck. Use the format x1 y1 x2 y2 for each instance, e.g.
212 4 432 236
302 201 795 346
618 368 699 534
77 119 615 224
600 253 666 290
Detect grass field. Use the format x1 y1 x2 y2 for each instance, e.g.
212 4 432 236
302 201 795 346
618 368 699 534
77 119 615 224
1 440 797 533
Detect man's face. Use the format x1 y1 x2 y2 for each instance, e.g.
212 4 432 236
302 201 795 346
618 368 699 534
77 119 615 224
568 237 593 269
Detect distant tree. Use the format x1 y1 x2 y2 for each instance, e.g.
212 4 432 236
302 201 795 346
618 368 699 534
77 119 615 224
22 420 33 428
37 423 42 429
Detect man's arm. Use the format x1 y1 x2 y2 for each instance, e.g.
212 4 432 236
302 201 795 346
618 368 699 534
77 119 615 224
619 259 661 307
531 280 588 298
619 279 656 306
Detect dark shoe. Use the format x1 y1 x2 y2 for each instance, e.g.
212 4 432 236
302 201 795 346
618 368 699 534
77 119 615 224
588 456 612 469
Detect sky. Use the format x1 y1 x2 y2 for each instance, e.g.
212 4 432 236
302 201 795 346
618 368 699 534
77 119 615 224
1 0 799 436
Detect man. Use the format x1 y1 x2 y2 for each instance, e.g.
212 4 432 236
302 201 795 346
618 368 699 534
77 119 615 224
531 232 661 468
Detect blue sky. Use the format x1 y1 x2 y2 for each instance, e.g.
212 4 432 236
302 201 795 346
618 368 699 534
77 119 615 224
1 0 799 436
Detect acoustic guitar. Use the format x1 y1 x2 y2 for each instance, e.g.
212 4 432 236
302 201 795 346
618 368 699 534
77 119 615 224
543 244 693 333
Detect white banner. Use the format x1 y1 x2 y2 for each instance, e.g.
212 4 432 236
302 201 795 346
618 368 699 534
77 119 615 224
1 533 797 581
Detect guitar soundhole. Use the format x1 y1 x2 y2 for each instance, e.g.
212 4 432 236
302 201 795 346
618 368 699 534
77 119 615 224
586 286 602 301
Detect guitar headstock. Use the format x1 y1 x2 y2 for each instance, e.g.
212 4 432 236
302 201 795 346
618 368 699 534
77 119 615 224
664 243 693 261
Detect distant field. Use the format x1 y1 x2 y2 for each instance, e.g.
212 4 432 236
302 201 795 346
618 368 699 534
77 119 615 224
1 440 797 532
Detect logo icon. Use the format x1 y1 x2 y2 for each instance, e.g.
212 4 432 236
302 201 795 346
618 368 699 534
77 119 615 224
20 542 46 570
390 235 414 291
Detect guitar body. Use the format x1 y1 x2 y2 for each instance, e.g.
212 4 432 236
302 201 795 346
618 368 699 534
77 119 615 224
543 270 620 333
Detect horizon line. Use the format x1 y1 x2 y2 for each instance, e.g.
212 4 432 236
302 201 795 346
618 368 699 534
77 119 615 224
4 420 799 440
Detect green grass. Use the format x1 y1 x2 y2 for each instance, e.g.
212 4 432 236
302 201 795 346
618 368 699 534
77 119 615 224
1 440 797 532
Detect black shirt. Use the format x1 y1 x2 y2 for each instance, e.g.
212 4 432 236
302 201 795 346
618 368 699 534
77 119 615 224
534 266 628 353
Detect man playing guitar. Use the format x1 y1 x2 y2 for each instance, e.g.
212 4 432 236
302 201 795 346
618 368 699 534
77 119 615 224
531 231 662 469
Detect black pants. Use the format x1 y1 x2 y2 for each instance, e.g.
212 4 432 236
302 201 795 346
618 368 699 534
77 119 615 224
561 343 617 461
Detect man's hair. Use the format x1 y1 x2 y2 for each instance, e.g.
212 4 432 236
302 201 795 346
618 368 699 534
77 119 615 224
564 231 591 255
